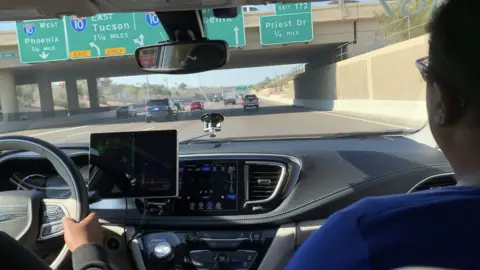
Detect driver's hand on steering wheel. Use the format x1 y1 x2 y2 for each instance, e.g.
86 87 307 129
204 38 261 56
62 212 104 252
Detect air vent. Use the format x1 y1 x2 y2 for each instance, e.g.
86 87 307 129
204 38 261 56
408 173 457 193
245 161 286 204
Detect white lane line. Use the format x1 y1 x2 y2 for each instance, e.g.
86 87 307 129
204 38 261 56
318 111 412 129
260 97 412 128
142 127 154 131
67 131 90 138
32 125 89 137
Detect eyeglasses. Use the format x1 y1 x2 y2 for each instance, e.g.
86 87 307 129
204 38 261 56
416 56 466 108
415 56 428 81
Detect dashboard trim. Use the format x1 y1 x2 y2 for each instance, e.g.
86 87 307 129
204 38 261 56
0 144 452 227
126 226 146 270
0 151 89 162
243 161 287 206
257 223 296 270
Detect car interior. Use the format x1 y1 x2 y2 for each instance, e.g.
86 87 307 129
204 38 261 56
0 0 456 270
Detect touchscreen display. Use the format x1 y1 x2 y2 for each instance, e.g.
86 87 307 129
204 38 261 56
89 130 178 198
176 161 238 212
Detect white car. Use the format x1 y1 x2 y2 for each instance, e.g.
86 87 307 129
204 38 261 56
242 5 259 12
243 94 259 110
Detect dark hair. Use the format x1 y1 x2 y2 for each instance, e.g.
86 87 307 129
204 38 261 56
428 0 480 104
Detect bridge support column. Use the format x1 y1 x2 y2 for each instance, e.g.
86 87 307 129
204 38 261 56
87 77 99 108
0 71 19 122
37 75 54 117
65 77 80 113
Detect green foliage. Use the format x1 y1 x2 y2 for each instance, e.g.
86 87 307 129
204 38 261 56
178 83 187 90
374 0 434 43
16 85 37 106
254 77 271 89
15 76 191 108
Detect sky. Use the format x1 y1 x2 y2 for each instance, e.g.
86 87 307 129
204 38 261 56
114 64 302 87
2 0 375 86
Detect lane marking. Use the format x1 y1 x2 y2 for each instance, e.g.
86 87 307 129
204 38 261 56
259 97 414 129
32 125 89 137
318 111 412 129
67 131 90 138
142 127 154 131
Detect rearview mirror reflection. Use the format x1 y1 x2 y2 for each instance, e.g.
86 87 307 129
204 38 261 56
135 40 229 74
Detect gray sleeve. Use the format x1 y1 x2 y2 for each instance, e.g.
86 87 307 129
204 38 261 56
72 243 112 270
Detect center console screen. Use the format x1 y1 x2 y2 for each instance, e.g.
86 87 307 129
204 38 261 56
176 161 238 212
89 130 178 198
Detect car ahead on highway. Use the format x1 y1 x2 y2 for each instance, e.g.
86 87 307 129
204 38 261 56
145 98 178 123
190 101 204 111
173 100 185 111
116 105 137 118
243 94 259 110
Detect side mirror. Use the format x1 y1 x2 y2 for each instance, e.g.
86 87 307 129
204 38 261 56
135 40 229 74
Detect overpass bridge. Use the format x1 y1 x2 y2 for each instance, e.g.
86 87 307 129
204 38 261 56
0 2 382 117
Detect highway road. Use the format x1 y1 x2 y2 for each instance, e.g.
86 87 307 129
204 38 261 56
0 99 424 145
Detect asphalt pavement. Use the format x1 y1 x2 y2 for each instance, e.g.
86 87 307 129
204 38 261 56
0 99 425 144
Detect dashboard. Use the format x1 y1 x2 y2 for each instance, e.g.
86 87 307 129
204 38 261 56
0 135 453 270
7 165 90 199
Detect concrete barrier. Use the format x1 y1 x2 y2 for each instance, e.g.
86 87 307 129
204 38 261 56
293 99 427 122
259 95 294 105
260 94 427 122
0 110 116 133
272 34 431 123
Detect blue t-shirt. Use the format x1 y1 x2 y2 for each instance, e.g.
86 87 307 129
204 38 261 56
285 186 480 270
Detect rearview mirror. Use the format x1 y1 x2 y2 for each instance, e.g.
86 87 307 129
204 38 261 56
135 40 229 74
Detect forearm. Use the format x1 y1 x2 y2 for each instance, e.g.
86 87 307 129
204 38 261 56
72 243 112 270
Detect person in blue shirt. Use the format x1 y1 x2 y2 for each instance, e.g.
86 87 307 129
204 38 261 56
286 0 480 269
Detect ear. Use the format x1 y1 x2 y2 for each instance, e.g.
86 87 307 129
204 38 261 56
437 84 463 125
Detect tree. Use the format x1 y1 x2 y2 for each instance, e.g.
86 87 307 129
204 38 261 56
99 78 112 87
374 0 434 43
16 85 36 106
178 83 187 90
254 77 272 90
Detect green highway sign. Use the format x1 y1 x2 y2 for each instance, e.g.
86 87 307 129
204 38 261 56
235 86 248 92
16 19 68 63
16 9 248 63
202 8 246 48
275 2 312 15
259 12 313 46
65 12 168 59
235 85 254 92
0 52 16 59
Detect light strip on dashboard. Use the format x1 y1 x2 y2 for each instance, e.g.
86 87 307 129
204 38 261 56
244 164 249 201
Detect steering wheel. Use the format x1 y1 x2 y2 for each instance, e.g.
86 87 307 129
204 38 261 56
0 136 89 269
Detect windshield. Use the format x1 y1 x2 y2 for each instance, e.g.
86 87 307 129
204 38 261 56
0 0 430 144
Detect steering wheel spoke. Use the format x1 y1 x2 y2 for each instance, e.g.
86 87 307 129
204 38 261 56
0 136 89 269
39 198 76 241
